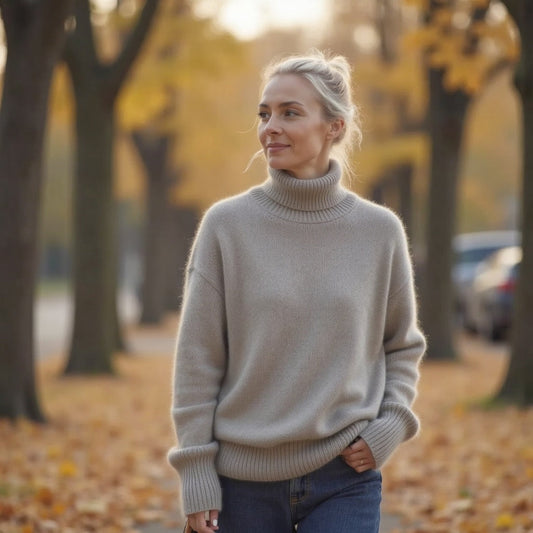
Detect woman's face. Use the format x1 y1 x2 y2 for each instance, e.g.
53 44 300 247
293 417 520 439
258 74 340 180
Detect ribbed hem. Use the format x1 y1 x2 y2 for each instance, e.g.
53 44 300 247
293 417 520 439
359 402 420 469
216 421 368 482
168 443 222 515
251 160 357 223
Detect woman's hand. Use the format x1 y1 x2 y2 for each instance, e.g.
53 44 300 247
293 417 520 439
187 510 219 533
341 437 376 473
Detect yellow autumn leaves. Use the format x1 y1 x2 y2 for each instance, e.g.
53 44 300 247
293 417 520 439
1 325 532 532
383 334 533 532
402 4 519 95
0 349 182 533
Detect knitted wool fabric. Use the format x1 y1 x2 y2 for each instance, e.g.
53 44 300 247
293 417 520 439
168 160 426 515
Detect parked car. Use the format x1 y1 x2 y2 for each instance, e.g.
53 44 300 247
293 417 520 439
464 246 521 341
453 231 520 327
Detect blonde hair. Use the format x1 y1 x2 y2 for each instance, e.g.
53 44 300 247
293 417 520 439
261 50 362 180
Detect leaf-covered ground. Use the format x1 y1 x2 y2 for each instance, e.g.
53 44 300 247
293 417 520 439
1 326 532 532
0 319 184 533
384 336 533 533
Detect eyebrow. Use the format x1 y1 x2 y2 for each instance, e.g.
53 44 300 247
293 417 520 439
258 100 304 108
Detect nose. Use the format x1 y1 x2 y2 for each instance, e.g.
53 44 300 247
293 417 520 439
264 115 281 135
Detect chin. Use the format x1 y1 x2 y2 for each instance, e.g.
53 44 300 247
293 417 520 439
267 158 286 170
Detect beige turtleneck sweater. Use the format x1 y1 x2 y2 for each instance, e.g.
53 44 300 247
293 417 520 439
168 160 426 515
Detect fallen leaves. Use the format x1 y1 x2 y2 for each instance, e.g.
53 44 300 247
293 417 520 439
58 461 78 478
1 326 532 532
383 335 533 532
0 331 183 533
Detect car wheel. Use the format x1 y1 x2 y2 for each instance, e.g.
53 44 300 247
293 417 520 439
491 324 506 342
479 307 497 342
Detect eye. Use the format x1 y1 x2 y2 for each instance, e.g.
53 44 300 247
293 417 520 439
258 111 270 120
285 109 299 117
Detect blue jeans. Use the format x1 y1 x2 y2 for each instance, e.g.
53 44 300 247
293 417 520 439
217 456 382 532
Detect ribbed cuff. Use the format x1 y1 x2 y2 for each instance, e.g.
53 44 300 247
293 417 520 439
168 444 222 515
180 456 222 515
360 403 419 469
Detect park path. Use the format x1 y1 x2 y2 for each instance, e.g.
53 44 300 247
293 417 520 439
34 291 176 359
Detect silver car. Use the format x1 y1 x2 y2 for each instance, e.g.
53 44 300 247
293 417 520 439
465 246 521 341
453 231 520 329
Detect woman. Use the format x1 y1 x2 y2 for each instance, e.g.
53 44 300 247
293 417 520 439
168 51 426 533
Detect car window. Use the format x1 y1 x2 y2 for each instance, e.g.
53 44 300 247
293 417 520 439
456 246 502 264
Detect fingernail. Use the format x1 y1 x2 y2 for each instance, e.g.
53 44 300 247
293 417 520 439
212 519 218 527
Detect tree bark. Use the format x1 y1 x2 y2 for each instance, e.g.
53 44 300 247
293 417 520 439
0 0 72 420
397 163 413 242
131 131 173 324
420 2 491 360
497 0 533 405
421 68 470 360
63 0 159 374
64 88 116 374
165 205 199 311
370 164 414 244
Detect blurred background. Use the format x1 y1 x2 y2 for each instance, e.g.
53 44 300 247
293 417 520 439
1 0 532 530
1 0 531 414
31 0 523 361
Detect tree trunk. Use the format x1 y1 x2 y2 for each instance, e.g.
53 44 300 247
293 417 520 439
63 0 159 373
371 183 384 206
64 89 116 374
397 163 413 243
0 0 72 420
499 96 533 404
369 163 414 243
421 68 470 360
497 0 533 405
131 131 172 324
165 205 198 311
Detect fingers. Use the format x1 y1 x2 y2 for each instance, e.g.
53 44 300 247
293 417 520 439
187 510 219 532
348 437 366 453
340 438 366 460
187 512 207 533
341 437 377 473
344 453 372 472
209 510 219 529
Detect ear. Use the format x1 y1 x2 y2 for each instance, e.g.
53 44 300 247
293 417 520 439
326 118 345 141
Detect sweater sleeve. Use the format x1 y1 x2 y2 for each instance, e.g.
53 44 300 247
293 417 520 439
360 220 426 469
167 216 228 515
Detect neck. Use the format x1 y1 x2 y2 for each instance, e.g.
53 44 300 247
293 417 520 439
286 161 331 181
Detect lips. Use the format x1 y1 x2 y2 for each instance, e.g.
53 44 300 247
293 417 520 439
266 143 289 153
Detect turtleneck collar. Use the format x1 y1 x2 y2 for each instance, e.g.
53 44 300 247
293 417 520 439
263 160 346 211
250 160 356 223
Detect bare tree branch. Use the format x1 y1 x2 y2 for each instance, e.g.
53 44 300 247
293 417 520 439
63 0 99 89
106 0 160 100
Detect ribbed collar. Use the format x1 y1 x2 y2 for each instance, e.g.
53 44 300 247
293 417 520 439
250 160 356 223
